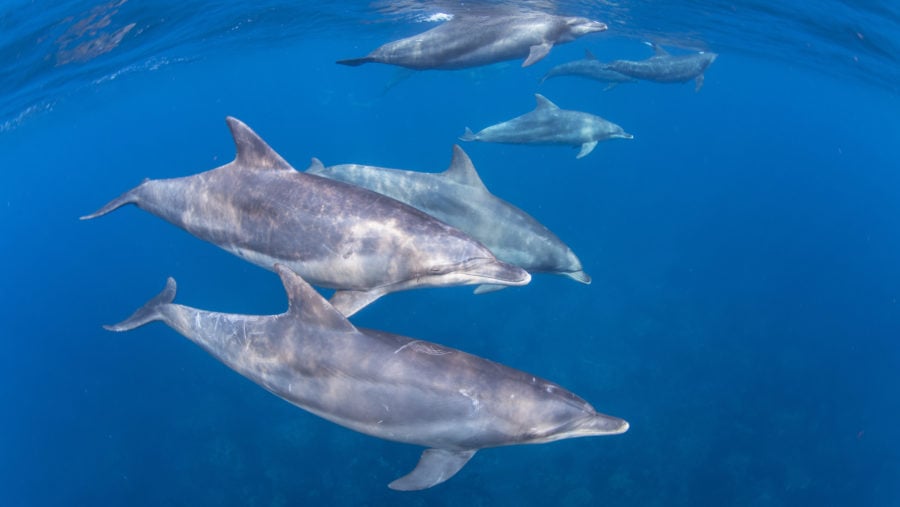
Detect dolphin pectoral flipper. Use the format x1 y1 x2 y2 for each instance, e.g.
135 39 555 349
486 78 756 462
474 284 508 295
695 73 705 92
336 56 374 67
576 141 598 159
523 42 553 67
104 278 177 332
388 449 477 491
329 289 384 318
563 270 592 284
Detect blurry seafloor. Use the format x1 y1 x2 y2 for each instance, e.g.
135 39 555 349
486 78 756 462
1 1 899 506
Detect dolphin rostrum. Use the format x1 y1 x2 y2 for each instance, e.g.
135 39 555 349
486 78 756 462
105 264 628 490
540 49 636 90
306 145 591 290
337 11 607 70
603 42 718 91
460 94 633 159
81 117 530 317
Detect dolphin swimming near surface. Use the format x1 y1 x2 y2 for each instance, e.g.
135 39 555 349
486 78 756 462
306 145 591 289
460 94 633 159
603 42 717 91
81 117 530 317
540 49 636 90
105 264 628 490
337 11 607 70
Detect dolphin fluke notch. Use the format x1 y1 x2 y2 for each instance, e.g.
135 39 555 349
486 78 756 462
225 116 293 172
388 448 477 491
104 277 177 332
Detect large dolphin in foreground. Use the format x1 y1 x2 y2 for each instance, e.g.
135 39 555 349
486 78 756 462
461 94 633 159
540 49 636 90
337 11 607 70
105 265 628 490
81 117 530 317
307 145 591 290
603 42 718 91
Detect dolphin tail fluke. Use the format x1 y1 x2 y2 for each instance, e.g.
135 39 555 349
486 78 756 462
336 57 374 67
459 127 477 142
79 185 142 220
388 449 477 491
104 278 177 332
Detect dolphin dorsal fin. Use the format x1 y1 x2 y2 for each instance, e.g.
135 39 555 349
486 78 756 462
274 264 356 332
534 93 559 111
441 145 488 191
225 117 294 172
584 49 597 60
644 41 670 56
305 157 326 173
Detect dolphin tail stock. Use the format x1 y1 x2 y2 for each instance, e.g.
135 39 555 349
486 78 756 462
388 448 477 491
336 57 375 67
459 127 477 142
79 182 145 220
104 278 177 332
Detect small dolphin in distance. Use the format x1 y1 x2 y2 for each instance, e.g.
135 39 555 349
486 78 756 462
604 42 718 91
461 94 633 159
81 117 529 317
541 49 636 90
306 145 591 289
104 265 628 490
337 11 607 70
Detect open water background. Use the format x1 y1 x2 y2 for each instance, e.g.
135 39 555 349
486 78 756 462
1 1 899 505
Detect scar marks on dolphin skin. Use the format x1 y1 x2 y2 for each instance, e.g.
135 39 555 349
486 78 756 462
393 340 453 356
458 389 481 412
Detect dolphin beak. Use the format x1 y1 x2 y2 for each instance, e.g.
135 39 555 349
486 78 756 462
465 258 531 286
584 413 630 435
619 132 634 140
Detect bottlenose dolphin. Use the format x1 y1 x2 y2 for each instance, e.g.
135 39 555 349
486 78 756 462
337 11 607 70
540 49 636 90
306 145 590 289
81 117 530 317
460 94 633 159
105 265 628 490
604 42 717 91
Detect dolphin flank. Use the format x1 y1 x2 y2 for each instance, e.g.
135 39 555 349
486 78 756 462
105 265 628 490
82 117 529 317
540 49 636 90
603 42 718 91
307 145 591 287
461 94 633 159
337 11 607 70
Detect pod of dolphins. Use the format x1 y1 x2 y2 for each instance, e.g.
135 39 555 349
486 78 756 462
85 8 717 491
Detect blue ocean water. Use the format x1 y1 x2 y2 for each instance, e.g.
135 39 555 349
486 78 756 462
2 1 899 505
